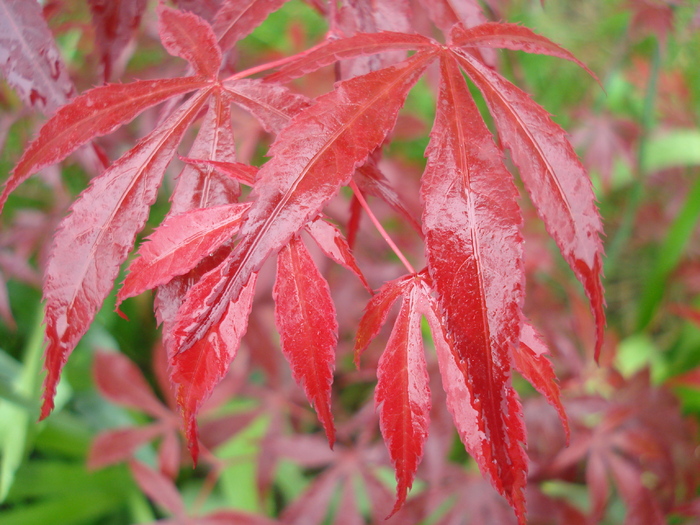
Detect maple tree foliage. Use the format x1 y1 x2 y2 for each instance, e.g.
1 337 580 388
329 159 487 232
0 0 618 523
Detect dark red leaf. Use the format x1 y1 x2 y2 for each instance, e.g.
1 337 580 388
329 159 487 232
453 48 606 360
305 217 371 292
88 424 164 469
173 51 434 356
375 280 431 516
0 0 75 114
513 321 569 441
157 3 222 78
40 88 211 419
265 32 433 84
213 0 291 53
2 77 208 211
88 0 147 81
273 235 337 447
170 269 257 460
118 202 251 305
421 55 527 520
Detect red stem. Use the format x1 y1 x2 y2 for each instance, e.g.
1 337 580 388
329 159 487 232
349 180 415 275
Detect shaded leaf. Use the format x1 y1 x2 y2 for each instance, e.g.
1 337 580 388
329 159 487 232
213 0 291 53
88 425 164 470
0 0 75 114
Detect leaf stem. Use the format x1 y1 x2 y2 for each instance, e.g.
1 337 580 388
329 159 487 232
349 180 416 274
224 53 308 82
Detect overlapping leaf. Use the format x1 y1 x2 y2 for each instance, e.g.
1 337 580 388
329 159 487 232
421 55 527 519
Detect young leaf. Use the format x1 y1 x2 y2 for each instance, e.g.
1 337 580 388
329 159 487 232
173 51 435 356
0 0 76 114
453 48 605 359
157 3 222 78
273 235 338 447
118 202 251 305
421 56 527 519
2 77 209 211
375 280 431 516
40 88 212 419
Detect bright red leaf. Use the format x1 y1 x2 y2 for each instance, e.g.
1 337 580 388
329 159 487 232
273 235 338 447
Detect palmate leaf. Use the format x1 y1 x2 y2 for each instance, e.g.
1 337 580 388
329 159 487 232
172 50 435 356
422 55 527 519
213 0 291 53
40 87 212 419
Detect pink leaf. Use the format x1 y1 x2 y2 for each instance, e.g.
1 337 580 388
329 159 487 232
273 235 337 447
40 88 211 419
179 158 258 186
158 3 222 78
421 55 527 520
173 51 435 357
415 0 486 34
129 460 186 518
305 217 371 292
512 320 569 442
2 77 208 211
213 0 291 53
453 48 605 360
0 0 76 114
93 351 167 417
88 424 164 469
118 202 251 305
170 269 257 461
375 281 431 516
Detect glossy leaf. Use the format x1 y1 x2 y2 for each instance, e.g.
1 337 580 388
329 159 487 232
170 268 258 460
118 202 251 305
2 77 208 211
273 235 337 447
173 51 434 356
158 3 222 78
375 280 431 516
453 48 606 359
40 88 211 419
421 55 527 520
